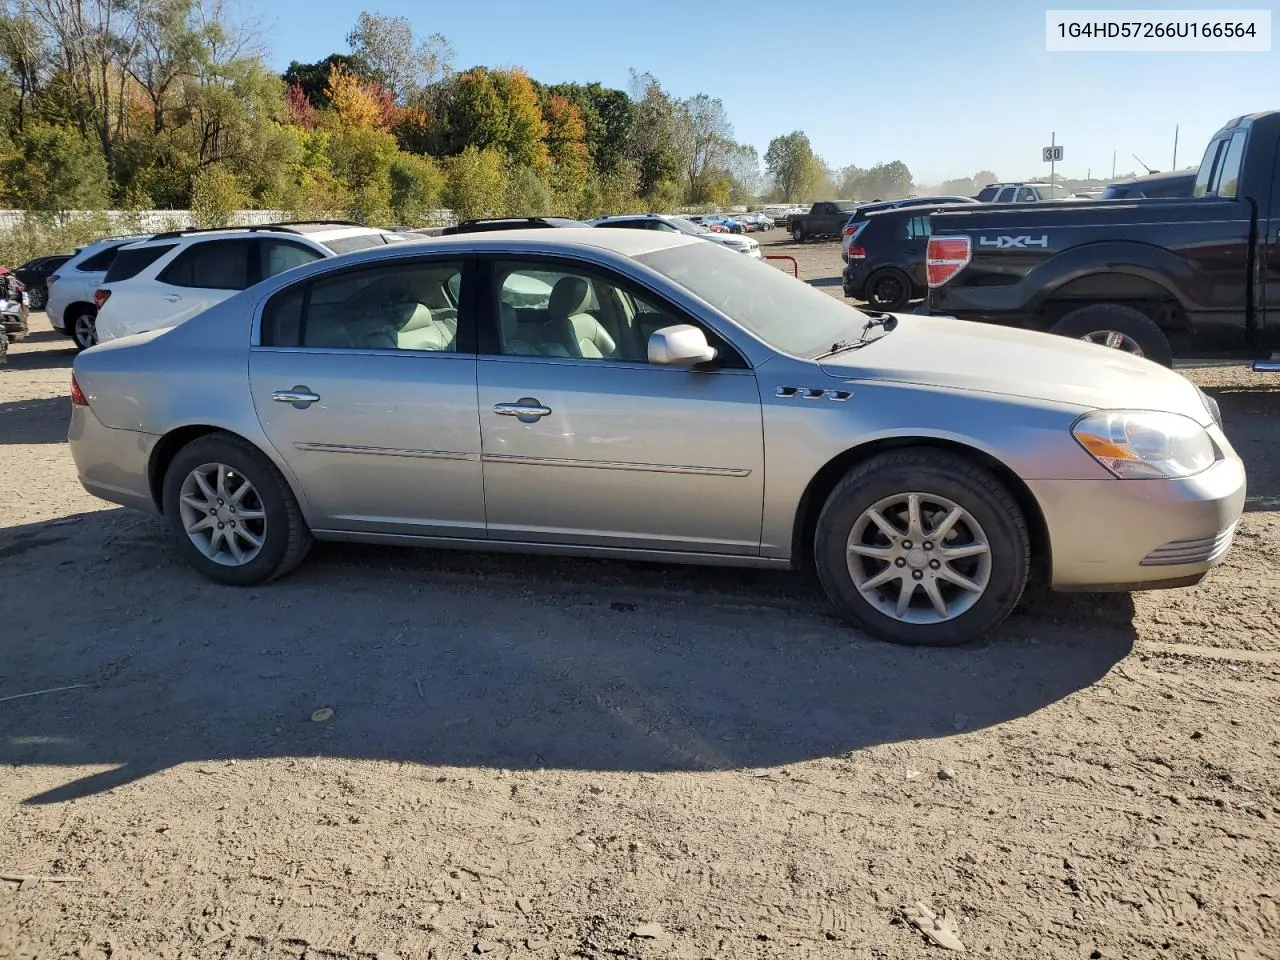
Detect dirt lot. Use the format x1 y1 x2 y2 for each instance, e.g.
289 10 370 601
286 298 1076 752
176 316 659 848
2 233 1279 960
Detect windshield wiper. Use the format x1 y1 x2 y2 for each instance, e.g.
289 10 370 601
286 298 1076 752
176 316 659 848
815 311 901 359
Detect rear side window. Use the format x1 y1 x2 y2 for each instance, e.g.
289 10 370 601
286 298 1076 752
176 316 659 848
995 188 1016 202
903 216 931 239
1017 187 1038 202
159 240 251 290
260 239 323 280
1212 132 1247 199
78 244 127 272
260 285 306 347
1193 138 1229 198
975 187 1000 202
104 244 177 282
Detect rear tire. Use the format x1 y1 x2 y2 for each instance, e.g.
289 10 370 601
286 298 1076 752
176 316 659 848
1050 303 1173 367
814 449 1030 647
162 433 313 586
865 268 912 312
69 308 97 351
28 288 47 311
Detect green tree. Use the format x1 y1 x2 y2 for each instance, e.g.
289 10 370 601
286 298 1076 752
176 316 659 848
544 81 634 176
626 71 678 201
543 94 589 209
765 131 821 202
282 54 373 108
504 165 552 216
491 68 548 171
0 123 109 214
439 67 508 155
328 125 397 223
190 163 245 227
672 93 733 203
441 145 506 220
389 152 443 224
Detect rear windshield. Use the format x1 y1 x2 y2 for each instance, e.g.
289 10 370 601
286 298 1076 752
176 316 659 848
322 234 388 255
103 244 177 282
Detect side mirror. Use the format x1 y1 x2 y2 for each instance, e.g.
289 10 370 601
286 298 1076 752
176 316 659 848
648 324 718 367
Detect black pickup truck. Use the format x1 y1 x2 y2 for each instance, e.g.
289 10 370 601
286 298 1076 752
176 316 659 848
923 111 1280 366
785 201 860 242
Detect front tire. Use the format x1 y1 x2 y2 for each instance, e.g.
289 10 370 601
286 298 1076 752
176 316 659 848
162 433 313 586
1050 303 1173 367
792 224 805 243
814 449 1030 646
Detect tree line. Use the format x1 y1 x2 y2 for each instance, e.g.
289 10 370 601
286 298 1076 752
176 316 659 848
0 0 979 238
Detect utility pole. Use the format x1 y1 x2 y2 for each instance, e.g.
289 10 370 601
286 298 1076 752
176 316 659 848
1173 125 1179 170
1112 150 1116 179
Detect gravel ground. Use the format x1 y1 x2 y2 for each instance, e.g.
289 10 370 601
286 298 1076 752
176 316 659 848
2 234 1278 960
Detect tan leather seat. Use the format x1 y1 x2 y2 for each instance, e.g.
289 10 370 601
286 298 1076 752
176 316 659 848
500 301 539 355
544 277 616 359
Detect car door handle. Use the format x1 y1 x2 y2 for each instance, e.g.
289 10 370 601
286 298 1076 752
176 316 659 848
271 387 321 406
493 400 552 419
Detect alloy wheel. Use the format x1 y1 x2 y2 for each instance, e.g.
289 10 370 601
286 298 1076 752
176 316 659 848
1080 329 1144 356
73 312 97 349
845 492 992 624
178 462 268 566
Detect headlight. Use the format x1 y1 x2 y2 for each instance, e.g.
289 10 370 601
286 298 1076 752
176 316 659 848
1071 411 1216 479
1197 387 1222 427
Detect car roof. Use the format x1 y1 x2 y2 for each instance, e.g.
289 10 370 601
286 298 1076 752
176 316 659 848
116 223 392 250
1108 168 1198 186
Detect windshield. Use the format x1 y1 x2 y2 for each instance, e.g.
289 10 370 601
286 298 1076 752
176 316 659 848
321 233 388 255
638 242 871 358
667 217 709 235
834 201 859 213
1038 184 1072 199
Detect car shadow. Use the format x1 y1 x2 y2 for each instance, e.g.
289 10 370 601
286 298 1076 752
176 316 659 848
0 395 70 444
0 507 1136 805
2 339 74 372
1203 383 1280 513
806 277 843 288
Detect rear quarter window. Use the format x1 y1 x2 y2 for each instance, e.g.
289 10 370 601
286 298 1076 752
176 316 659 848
104 244 177 282
78 245 127 272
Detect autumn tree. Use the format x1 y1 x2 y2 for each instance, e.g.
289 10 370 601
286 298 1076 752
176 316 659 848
765 131 822 202
543 95 589 208
282 53 372 108
345 11 452 103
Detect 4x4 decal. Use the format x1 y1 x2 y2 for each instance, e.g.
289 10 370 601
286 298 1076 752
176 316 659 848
978 235 1049 249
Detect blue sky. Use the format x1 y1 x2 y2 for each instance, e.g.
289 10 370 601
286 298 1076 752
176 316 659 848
259 0 1277 184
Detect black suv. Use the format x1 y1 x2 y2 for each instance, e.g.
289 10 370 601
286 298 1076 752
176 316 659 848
440 216 590 236
842 204 972 311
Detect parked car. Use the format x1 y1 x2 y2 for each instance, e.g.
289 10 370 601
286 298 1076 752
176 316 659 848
743 212 774 231
974 182 1077 203
590 213 762 257
786 201 861 241
1099 169 1198 200
842 205 974 311
69 227 1244 648
46 235 155 350
13 254 72 311
841 196 980 263
703 215 747 234
0 270 29 345
441 216 592 235
93 222 413 344
924 111 1280 366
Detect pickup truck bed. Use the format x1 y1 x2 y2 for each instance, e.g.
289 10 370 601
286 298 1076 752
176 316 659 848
924 110 1280 365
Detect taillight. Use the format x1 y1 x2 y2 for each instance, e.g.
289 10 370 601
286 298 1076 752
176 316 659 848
926 236 972 288
842 225 856 237
47 274 59 287
70 374 88 406
94 289 111 309
846 246 866 259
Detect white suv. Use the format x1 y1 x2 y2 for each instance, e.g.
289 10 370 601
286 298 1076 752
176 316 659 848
94 222 415 343
46 235 155 350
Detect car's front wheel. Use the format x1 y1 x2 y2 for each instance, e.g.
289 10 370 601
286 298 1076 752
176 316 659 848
814 449 1030 646
162 433 313 586
792 224 805 242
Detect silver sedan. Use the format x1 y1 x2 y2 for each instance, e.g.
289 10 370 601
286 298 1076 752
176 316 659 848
68 229 1246 646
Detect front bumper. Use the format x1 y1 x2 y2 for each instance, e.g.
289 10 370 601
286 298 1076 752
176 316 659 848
1028 448 1246 591
68 404 161 514
2 301 28 336
841 263 870 298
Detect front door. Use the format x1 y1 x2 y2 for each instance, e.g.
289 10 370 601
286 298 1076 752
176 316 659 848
249 255 486 538
475 258 765 555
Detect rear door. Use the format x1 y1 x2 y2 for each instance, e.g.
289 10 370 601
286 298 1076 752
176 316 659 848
150 239 254 327
249 255 485 537
901 215 932 290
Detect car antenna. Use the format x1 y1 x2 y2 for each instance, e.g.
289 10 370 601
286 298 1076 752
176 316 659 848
1132 154 1156 175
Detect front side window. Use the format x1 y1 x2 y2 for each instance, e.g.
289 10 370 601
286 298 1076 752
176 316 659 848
975 187 1000 202
160 240 251 290
995 187 1016 202
489 259 742 366
261 260 464 352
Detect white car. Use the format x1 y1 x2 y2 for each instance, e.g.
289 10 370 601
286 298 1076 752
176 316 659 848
589 214 762 258
94 223 416 344
46 235 155 350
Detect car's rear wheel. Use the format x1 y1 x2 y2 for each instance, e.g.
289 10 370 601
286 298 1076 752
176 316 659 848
162 433 312 586
814 449 1030 646
1050 303 1173 367
865 268 912 312
69 309 97 351
27 287 46 311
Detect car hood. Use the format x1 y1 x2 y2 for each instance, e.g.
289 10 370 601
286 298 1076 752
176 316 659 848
818 314 1213 424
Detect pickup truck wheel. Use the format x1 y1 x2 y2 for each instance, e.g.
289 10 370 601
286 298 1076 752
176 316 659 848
865 268 912 312
1050 303 1173 367
814 449 1030 647
792 225 805 243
